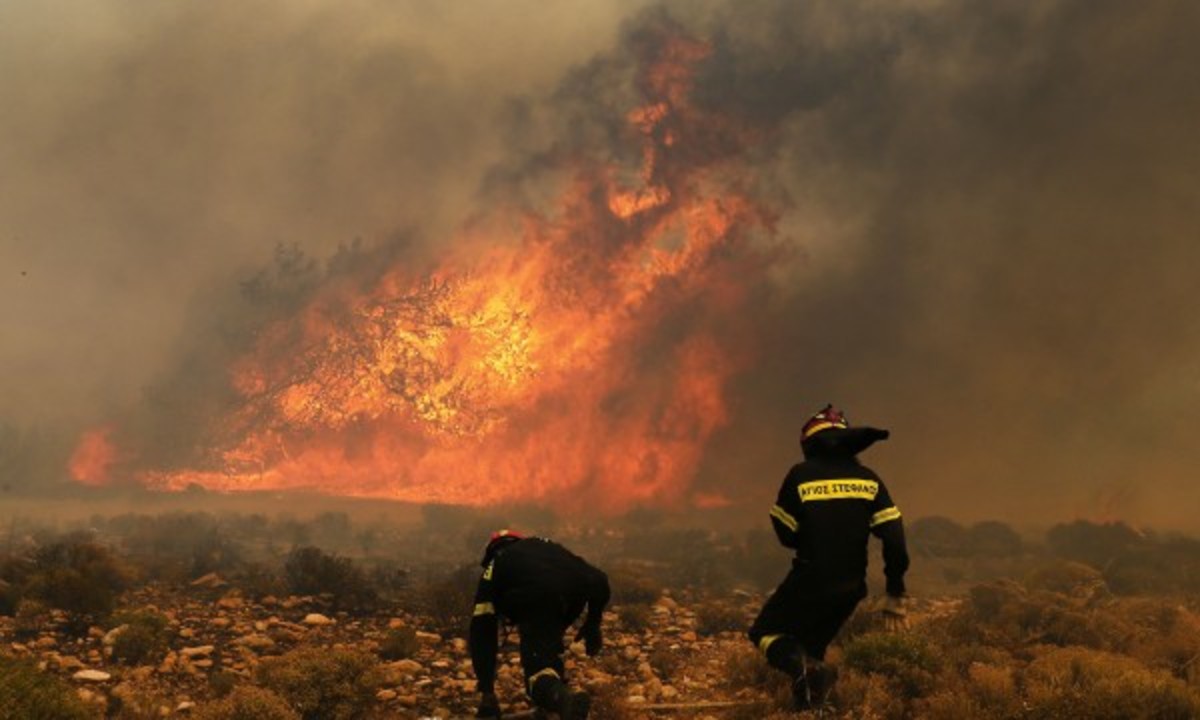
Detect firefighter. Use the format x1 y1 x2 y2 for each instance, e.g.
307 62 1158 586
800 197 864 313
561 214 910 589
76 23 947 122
748 405 910 710
470 530 609 719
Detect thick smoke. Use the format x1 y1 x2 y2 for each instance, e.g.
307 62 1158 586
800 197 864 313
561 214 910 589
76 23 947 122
3 0 1199 527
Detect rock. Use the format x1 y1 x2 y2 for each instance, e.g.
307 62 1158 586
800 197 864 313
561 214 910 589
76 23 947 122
176 701 196 712
180 645 214 658
216 595 244 610
303 613 335 626
383 659 423 680
103 626 126 647
376 689 398 701
388 617 407 630
190 573 226 589
72 669 112 683
415 630 441 644
233 634 275 651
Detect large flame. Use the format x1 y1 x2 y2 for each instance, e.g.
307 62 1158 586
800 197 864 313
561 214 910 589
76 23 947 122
73 31 778 511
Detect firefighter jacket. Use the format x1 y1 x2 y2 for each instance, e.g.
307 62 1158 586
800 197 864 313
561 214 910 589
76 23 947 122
468 537 610 693
769 426 910 598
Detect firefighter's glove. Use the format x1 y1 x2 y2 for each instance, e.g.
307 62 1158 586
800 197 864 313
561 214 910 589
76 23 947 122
476 691 501 718
575 623 603 657
881 594 910 632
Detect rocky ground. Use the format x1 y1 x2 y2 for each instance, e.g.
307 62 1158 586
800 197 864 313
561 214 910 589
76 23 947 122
0 572 963 719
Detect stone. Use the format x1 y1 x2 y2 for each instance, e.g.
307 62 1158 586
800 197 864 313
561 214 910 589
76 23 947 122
376 689 398 701
72 669 112 683
180 645 214 658
303 613 335 626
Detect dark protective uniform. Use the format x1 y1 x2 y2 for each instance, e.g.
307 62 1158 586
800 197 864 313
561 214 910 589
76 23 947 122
469 537 610 703
749 425 910 671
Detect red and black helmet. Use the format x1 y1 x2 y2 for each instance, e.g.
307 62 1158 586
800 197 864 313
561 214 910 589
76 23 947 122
801 404 849 442
482 528 525 566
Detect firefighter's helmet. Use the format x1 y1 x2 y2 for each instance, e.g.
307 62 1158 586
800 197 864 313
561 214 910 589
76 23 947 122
482 528 524 567
801 404 849 441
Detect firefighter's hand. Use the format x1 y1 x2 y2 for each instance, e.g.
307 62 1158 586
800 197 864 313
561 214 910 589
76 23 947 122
575 623 603 657
475 691 501 718
881 594 909 632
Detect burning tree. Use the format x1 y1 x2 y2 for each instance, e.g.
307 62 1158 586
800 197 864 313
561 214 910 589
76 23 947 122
73 23 782 513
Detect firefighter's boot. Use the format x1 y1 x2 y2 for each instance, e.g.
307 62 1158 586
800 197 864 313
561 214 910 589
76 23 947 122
805 660 838 708
530 673 591 720
787 650 837 711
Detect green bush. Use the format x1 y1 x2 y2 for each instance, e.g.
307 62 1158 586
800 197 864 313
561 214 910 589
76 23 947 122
110 610 170 665
256 646 382 720
195 686 299 720
843 632 941 698
378 626 419 661
0 654 94 719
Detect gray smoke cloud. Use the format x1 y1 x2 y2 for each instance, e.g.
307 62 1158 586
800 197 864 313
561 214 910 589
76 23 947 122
3 0 1198 528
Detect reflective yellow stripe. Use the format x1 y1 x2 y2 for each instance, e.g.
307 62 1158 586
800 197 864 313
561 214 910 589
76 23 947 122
803 421 846 438
758 634 784 654
473 602 495 616
482 561 494 581
870 506 902 527
798 479 878 502
770 504 798 532
528 667 559 692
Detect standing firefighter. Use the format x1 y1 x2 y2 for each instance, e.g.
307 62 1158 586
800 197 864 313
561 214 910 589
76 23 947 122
749 405 910 710
470 530 609 719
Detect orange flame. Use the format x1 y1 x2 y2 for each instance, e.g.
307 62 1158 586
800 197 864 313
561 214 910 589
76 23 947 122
69 426 117 487
122 29 776 512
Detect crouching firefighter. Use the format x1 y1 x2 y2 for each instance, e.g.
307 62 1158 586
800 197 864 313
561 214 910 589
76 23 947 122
470 530 610 719
749 405 911 711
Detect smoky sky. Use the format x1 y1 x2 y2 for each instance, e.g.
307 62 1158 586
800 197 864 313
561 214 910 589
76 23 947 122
3 0 1199 528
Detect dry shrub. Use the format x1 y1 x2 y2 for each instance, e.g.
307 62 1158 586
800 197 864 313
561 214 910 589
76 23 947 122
1113 597 1200 683
195 686 299 720
1024 560 1109 600
378 626 420 661
419 563 478 636
722 644 781 692
834 670 907 720
914 662 1020 720
1022 646 1200 719
587 683 635 720
719 644 791 717
842 632 940 699
606 564 662 606
0 653 94 720
110 610 170 665
616 603 652 634
695 601 747 637
950 579 1129 652
647 641 680 680
256 646 382 720
13 598 49 639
